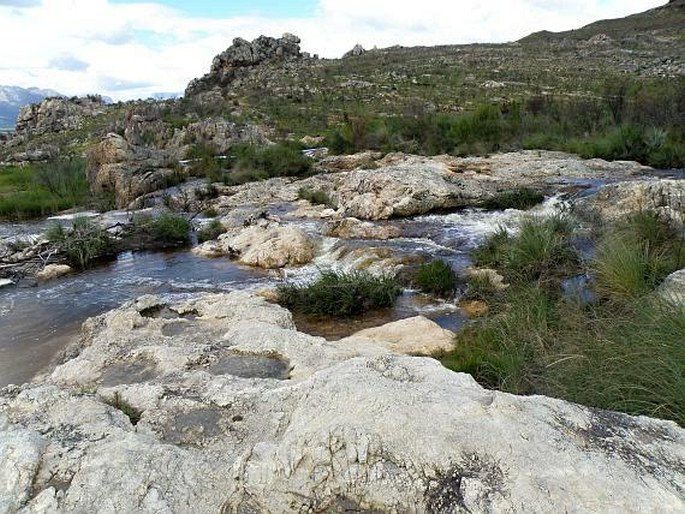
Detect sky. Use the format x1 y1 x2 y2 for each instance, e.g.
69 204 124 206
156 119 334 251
0 0 666 101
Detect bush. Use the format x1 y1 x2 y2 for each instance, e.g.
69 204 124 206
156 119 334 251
197 218 226 243
297 187 336 208
0 160 89 220
414 259 457 296
231 142 312 180
46 217 113 269
482 188 545 210
127 213 191 248
277 270 402 317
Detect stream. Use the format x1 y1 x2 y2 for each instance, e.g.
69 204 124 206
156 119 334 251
3 166 681 388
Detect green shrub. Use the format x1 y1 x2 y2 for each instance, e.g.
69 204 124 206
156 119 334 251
297 187 336 208
482 188 545 210
46 217 113 269
128 213 191 248
197 218 226 243
232 142 312 178
440 286 685 425
414 259 456 296
277 270 402 317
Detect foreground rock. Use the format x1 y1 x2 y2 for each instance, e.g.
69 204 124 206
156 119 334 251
339 316 456 355
1 292 683 513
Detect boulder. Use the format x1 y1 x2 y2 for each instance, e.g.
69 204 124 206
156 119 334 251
14 96 106 137
186 33 302 97
338 316 456 355
335 154 498 220
215 224 315 268
172 119 270 155
573 179 685 228
343 43 367 58
658 269 685 306
1 292 684 513
35 264 72 281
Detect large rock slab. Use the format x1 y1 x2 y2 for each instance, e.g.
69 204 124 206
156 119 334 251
335 154 497 220
1 292 684 513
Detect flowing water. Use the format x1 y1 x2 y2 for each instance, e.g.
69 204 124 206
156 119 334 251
0 188 624 387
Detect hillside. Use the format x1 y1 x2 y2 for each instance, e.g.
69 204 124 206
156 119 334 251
0 1 682 168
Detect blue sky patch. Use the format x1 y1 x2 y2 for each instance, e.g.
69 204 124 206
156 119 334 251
110 0 318 19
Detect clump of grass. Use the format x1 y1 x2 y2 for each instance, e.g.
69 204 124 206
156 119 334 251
440 210 685 426
592 212 683 299
297 187 336 208
197 218 226 243
473 214 578 283
104 392 142 425
482 188 545 211
277 270 402 317
127 213 191 248
414 259 456 296
46 217 113 269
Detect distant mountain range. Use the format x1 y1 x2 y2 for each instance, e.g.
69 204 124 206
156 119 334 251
0 86 63 130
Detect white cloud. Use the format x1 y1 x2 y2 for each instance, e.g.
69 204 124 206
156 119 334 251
0 0 666 101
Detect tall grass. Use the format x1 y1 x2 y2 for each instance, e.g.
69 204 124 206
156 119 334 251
414 259 457 297
441 211 685 425
592 212 684 299
0 160 89 220
472 214 578 283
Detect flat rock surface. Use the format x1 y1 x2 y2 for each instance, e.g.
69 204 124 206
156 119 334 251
1 292 683 513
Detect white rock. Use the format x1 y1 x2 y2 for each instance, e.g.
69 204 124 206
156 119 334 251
220 224 315 268
658 269 685 306
35 264 72 281
339 316 455 355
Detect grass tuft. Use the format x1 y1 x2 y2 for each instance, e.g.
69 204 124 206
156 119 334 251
277 270 402 317
414 259 457 296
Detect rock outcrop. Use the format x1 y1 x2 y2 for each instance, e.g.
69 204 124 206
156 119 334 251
185 33 303 97
87 133 178 208
14 96 106 138
343 43 367 58
572 179 685 228
1 292 684 513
